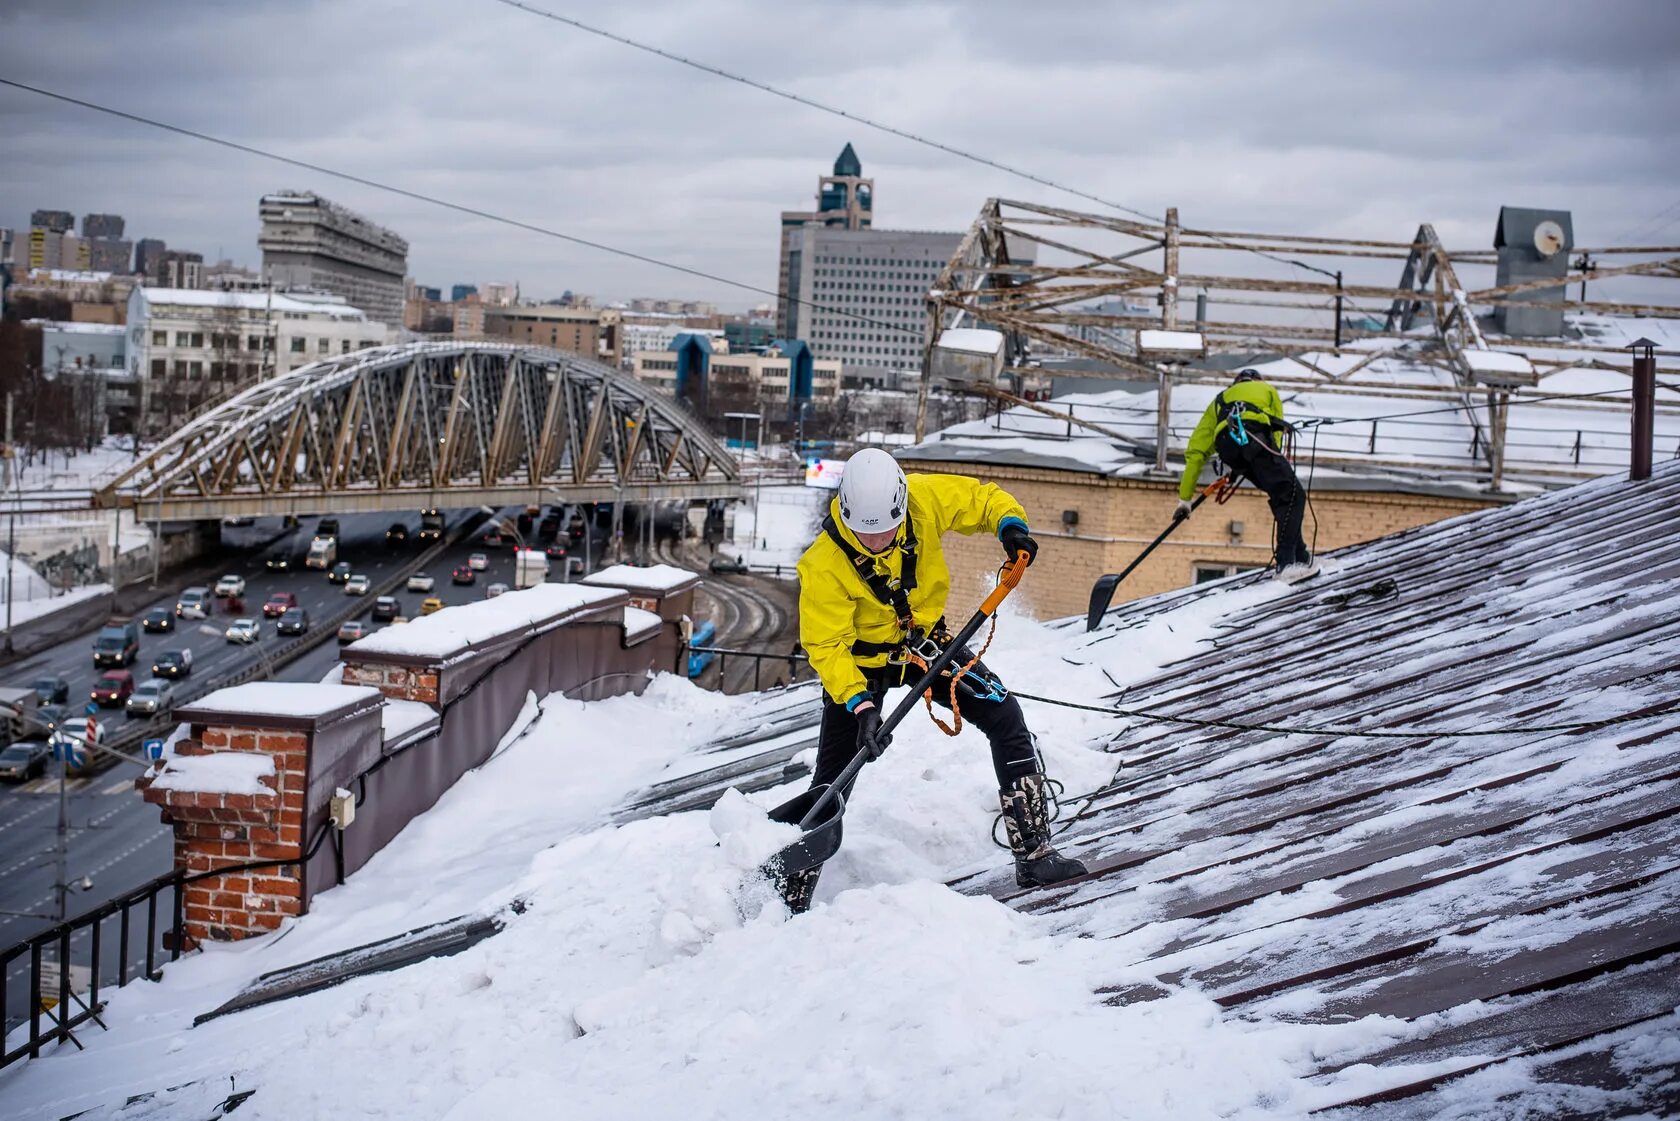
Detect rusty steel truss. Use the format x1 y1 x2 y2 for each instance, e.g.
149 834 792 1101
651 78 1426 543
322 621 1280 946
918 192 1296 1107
96 342 742 520
917 198 1680 486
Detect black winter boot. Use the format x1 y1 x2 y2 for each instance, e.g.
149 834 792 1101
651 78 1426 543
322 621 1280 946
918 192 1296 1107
998 774 1087 888
775 866 822 915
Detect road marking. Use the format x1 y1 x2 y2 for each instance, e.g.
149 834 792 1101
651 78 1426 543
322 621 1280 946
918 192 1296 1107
101 780 133 796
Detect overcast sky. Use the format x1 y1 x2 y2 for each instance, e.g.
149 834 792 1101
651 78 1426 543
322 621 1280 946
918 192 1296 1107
3 0 1677 310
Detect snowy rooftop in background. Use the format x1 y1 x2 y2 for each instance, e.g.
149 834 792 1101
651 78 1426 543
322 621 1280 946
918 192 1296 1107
581 563 698 593
348 582 623 658
136 287 369 320
3 467 1676 1118
179 682 380 720
24 319 126 336
144 751 275 797
1136 328 1205 352
906 318 1680 491
936 327 1004 354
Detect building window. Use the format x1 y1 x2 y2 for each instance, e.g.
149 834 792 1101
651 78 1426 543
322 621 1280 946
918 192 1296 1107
317 338 330 354
150 358 166 378
342 340 351 353
290 337 306 354
188 361 203 378
174 332 190 347
172 360 187 377
247 335 262 350
152 331 166 346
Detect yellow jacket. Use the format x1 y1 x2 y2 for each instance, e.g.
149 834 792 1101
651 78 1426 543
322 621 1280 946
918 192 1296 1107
798 472 1027 706
1179 379 1289 500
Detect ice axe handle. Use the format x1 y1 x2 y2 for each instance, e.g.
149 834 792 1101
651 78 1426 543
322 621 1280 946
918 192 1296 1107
796 551 1032 830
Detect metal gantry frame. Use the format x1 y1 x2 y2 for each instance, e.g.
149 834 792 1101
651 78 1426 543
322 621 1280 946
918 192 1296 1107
95 342 743 520
917 198 1680 487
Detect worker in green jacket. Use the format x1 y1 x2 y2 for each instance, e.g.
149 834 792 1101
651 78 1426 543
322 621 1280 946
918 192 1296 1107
1177 369 1317 582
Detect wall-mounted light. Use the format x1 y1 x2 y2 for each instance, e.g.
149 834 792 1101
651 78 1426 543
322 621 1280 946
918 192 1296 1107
1228 519 1244 544
1061 510 1079 527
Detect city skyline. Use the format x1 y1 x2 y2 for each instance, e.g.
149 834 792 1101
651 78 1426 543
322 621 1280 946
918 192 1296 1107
3 0 1677 311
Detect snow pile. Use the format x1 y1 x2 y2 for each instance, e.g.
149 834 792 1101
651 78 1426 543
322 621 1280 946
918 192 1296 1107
621 605 663 642
145 751 275 796
730 483 827 573
349 582 624 657
0 602 1399 1120
184 681 380 718
582 563 697 592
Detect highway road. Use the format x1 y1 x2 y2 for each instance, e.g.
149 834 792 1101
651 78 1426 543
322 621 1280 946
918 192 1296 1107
0 504 622 1033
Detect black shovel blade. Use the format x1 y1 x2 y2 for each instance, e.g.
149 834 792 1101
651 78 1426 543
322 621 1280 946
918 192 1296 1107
762 784 845 877
1085 573 1122 632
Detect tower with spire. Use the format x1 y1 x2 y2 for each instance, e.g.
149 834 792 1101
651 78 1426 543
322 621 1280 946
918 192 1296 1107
778 144 874 337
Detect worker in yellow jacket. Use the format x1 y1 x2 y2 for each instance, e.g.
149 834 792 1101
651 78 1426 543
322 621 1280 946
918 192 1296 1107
1178 369 1318 582
783 448 1086 912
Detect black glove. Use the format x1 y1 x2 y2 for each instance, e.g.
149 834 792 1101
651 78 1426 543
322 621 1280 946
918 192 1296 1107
1000 524 1038 567
855 704 891 761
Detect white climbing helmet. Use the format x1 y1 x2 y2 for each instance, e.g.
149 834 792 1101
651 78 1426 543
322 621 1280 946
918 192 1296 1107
837 448 908 534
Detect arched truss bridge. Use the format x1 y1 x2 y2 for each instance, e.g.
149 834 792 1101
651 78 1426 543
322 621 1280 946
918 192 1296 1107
95 342 742 520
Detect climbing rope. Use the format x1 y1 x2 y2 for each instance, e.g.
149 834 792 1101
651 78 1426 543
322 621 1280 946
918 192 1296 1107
1006 690 1670 740
1323 577 1400 610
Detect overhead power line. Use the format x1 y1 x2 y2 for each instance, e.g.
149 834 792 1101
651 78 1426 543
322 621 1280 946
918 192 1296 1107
487 0 1342 281
0 76 924 342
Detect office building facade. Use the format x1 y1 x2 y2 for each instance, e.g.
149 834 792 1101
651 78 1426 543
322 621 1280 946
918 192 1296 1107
259 191 408 328
778 144 873 338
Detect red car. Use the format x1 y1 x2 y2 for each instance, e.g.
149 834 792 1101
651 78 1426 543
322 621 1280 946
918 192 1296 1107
91 670 135 707
262 591 299 618
451 566 476 585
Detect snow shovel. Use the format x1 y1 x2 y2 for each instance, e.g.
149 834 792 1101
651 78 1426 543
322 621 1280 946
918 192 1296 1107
764 550 1034 877
1084 476 1236 632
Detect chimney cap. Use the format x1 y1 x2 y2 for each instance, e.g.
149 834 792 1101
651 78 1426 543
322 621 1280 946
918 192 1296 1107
1627 337 1657 351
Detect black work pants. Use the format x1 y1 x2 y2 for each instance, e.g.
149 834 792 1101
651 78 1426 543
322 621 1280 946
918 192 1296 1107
810 657 1040 802
1217 429 1308 568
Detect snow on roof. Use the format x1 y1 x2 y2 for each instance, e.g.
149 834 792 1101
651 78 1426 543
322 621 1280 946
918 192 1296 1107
382 698 439 743
26 319 127 335
1462 348 1536 376
937 327 1004 355
622 606 664 642
9 470 1679 1117
907 329 1680 490
145 750 275 796
182 682 381 720
137 287 369 320
582 563 698 593
349 582 624 658
1137 328 1205 352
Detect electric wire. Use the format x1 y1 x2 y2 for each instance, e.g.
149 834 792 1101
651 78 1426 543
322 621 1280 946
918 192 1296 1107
0 76 926 345
487 0 1355 282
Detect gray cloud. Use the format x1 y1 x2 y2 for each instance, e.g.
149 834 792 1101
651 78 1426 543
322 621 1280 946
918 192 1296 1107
2 0 1676 308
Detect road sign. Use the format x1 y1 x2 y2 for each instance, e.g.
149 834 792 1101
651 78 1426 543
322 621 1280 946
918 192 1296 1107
143 738 165 761
84 702 98 716
36 960 92 1012
52 737 87 768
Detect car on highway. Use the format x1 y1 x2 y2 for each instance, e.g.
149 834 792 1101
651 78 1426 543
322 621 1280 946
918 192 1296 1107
451 566 476 585
263 591 299 618
92 620 141 668
386 522 409 545
345 574 372 596
175 586 212 618
225 618 261 644
0 741 51 781
371 595 399 622
468 552 489 571
141 606 175 633
406 573 435 593
214 574 246 598
485 582 509 599
30 676 69 705
152 648 194 679
420 596 445 616
481 528 503 548
35 704 68 738
317 517 341 538
337 620 370 645
126 679 175 717
265 551 293 572
277 607 310 636
91 670 135 707
708 555 749 575
544 543 568 562
566 557 585 577
328 561 353 584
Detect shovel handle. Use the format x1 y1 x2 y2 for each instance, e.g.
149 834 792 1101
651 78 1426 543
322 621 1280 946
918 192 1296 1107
979 550 1031 615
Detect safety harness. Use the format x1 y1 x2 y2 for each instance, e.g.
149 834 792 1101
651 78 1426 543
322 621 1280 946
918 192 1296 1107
823 512 920 661
1215 390 1288 449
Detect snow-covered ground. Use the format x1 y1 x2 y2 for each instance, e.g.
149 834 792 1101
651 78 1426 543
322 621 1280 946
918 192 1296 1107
0 547 112 626
729 483 827 573
0 591 1408 1120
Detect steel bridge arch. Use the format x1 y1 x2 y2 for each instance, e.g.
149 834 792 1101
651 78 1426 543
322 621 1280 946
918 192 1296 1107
95 342 742 519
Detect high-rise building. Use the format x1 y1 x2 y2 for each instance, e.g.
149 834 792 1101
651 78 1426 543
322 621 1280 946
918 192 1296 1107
777 143 873 338
155 250 204 289
88 238 133 274
30 209 73 234
0 227 15 269
485 305 618 366
28 229 91 271
82 213 125 239
134 238 167 277
481 282 516 307
786 226 963 384
259 191 408 328
451 284 478 302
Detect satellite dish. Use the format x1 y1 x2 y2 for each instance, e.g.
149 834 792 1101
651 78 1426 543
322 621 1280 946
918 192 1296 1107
1533 220 1565 258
